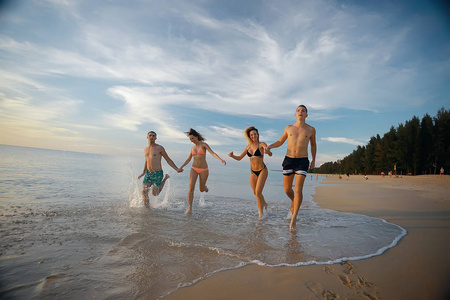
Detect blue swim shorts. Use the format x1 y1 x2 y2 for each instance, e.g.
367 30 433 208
142 169 164 186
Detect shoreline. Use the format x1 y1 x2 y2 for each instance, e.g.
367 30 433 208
164 174 450 300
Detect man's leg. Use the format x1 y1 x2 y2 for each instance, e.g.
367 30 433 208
142 183 150 208
283 174 295 219
290 174 306 230
152 174 170 196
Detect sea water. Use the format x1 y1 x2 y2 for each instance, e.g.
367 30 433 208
0 145 406 299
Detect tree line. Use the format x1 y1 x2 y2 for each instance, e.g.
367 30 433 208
314 107 450 176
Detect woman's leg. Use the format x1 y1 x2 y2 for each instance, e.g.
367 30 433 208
186 169 198 215
198 169 209 193
255 168 269 218
249 173 260 214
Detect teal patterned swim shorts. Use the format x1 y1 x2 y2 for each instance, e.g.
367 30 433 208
142 169 164 186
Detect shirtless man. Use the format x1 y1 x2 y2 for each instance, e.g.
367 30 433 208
266 105 317 230
138 131 180 208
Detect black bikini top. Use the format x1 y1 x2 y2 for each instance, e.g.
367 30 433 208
247 147 262 157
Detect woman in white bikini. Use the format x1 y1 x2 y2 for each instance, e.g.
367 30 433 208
178 128 226 215
228 126 272 218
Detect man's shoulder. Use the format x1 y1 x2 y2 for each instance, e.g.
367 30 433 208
155 143 165 151
305 123 315 130
285 124 296 130
287 123 315 132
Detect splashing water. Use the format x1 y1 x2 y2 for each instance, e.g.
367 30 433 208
128 162 144 208
199 191 207 207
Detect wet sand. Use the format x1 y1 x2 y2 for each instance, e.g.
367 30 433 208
164 174 450 300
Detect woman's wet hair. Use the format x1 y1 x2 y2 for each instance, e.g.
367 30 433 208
186 128 205 141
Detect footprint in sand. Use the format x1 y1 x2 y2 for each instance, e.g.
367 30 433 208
340 260 354 274
338 274 354 288
321 262 380 300
305 281 339 300
323 265 335 274
357 275 376 288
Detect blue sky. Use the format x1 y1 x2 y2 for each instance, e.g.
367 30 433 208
0 0 449 167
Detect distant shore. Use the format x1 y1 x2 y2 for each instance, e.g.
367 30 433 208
164 174 450 300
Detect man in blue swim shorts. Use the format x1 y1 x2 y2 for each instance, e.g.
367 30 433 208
142 169 164 187
265 105 317 231
138 131 181 209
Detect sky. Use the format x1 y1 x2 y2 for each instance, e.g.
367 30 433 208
0 0 449 168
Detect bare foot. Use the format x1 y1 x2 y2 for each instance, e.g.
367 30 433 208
289 218 297 231
185 207 192 215
204 186 209 193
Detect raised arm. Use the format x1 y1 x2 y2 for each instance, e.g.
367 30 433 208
205 143 226 165
309 127 317 169
228 147 248 161
161 147 179 171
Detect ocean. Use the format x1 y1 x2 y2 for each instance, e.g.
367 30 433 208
0 145 406 299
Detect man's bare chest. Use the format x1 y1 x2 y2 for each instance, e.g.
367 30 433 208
145 149 160 158
288 128 311 141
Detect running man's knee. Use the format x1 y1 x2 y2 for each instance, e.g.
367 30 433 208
294 184 304 194
284 187 293 195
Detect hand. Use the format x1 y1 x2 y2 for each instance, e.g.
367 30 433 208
309 160 315 169
138 173 144 179
263 146 270 154
222 159 226 166
177 168 184 173
228 151 234 157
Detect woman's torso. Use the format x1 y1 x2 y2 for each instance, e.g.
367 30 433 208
247 143 266 171
192 143 208 168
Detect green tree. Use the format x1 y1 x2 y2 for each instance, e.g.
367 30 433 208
363 136 377 173
418 114 434 174
316 108 449 176
434 108 450 174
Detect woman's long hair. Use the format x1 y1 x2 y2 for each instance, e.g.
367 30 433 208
244 126 259 145
186 128 205 141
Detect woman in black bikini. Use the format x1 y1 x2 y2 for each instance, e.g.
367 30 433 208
228 126 272 218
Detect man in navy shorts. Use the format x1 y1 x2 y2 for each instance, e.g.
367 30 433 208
266 105 317 230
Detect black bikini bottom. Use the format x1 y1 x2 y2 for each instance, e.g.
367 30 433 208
251 164 267 177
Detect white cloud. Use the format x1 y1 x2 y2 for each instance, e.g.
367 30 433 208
1 0 428 123
321 137 366 146
1 0 447 156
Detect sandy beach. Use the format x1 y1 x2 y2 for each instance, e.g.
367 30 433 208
164 174 450 300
